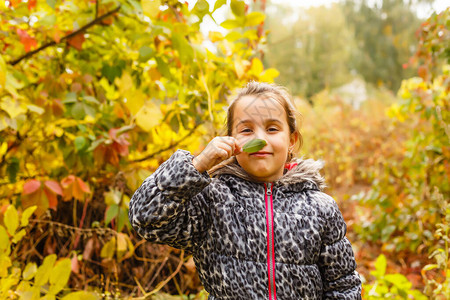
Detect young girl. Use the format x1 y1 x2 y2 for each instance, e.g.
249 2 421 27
129 82 362 299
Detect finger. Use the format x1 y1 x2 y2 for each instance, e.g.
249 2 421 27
217 141 233 158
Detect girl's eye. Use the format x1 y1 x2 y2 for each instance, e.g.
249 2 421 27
268 127 279 132
241 129 252 133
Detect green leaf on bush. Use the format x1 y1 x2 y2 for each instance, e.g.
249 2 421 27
242 139 267 153
105 204 119 225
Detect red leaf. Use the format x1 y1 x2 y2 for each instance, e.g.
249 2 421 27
53 28 63 43
44 180 63 195
44 188 58 210
16 29 38 52
71 253 80 274
67 32 85 50
28 0 36 10
76 177 91 194
23 180 41 195
61 175 91 201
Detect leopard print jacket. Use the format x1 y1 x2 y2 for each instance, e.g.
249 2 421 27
129 149 362 299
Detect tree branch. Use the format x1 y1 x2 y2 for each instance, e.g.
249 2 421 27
9 5 121 66
129 123 201 163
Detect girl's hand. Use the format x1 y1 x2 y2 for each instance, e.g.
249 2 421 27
192 136 242 173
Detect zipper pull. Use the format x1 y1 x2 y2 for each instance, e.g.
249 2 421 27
266 182 272 196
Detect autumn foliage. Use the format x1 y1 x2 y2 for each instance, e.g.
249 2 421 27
0 0 449 298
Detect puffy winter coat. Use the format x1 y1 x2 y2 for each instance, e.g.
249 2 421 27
129 149 362 299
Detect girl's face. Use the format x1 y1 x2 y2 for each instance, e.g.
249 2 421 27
232 95 298 183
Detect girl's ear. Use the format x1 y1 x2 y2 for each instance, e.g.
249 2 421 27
289 132 299 149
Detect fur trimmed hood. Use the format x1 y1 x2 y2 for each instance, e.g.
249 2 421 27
209 156 326 191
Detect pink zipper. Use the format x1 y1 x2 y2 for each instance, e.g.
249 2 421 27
264 182 277 300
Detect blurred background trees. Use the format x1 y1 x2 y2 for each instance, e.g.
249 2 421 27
0 0 448 298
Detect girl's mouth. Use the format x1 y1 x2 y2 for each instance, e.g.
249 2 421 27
250 152 272 157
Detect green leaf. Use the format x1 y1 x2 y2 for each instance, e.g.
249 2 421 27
46 0 56 9
4 205 19 236
21 205 37 227
23 262 38 280
245 12 265 26
7 157 19 183
34 254 57 286
139 46 154 62
39 14 56 27
172 33 193 63
117 209 129 232
71 102 85 120
105 204 119 225
49 258 71 295
381 224 396 242
74 136 87 151
155 57 171 79
230 0 245 16
242 139 267 153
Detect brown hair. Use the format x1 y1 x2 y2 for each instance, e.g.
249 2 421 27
226 81 303 162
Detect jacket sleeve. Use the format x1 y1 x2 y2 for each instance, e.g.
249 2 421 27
128 149 212 252
315 192 362 300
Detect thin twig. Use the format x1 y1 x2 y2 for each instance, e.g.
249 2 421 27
9 5 121 66
129 123 201 163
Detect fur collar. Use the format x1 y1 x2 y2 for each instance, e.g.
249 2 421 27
209 156 326 191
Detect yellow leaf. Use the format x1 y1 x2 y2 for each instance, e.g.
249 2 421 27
0 226 10 254
251 57 264 75
0 98 27 118
115 72 134 96
142 0 161 19
124 89 146 115
0 141 6 156
234 59 245 79
61 291 100 300
4 205 19 236
100 237 116 259
0 54 6 91
104 189 121 206
21 205 37 227
49 258 71 295
34 254 57 286
259 68 280 83
117 233 128 252
12 229 26 243
135 102 163 131
0 254 12 277
208 31 224 43
22 262 38 280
